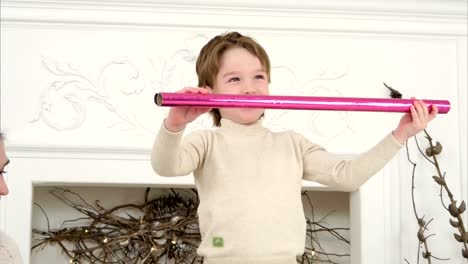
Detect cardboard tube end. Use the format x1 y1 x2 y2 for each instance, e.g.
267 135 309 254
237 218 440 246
155 93 163 106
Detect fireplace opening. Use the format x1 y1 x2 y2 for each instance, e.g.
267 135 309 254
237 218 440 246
31 186 350 263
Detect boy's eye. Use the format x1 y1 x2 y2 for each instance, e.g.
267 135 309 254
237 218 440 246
255 74 265 80
228 77 240 83
0 170 6 174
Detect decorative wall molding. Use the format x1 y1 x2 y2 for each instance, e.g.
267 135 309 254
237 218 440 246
456 38 468 226
1 0 466 263
30 53 351 137
3 0 467 17
2 0 467 35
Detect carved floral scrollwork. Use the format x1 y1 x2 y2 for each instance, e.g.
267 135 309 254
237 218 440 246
265 64 353 140
32 56 148 131
32 35 209 133
32 34 352 141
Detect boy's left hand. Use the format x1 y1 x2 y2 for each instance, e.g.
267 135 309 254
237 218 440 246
392 99 438 144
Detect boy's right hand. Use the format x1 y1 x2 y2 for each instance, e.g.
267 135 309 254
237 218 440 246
164 87 212 132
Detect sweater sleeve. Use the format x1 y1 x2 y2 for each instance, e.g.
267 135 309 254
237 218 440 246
151 122 207 177
0 231 23 264
300 133 404 191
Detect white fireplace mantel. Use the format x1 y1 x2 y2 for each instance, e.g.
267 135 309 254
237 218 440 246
1 0 467 263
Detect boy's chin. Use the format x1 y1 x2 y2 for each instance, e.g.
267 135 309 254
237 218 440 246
237 112 264 124
221 109 264 124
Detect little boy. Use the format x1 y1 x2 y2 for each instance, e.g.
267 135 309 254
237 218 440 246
151 32 437 264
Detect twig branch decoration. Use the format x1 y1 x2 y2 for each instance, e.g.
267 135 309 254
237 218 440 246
32 188 350 263
384 82 467 263
32 187 203 264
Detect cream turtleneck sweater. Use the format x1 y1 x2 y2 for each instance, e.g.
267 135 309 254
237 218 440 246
151 118 403 264
0 231 23 264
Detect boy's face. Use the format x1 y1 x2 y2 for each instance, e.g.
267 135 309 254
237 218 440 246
213 47 269 125
0 140 9 195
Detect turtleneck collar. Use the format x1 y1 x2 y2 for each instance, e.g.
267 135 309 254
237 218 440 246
219 118 267 136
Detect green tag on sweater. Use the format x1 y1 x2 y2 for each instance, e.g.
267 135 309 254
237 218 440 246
212 237 224 247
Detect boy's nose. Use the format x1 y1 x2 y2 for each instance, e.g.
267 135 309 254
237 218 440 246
0 175 9 195
243 83 256 94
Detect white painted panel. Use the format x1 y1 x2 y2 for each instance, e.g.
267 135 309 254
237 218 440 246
1 26 459 154
0 1 466 264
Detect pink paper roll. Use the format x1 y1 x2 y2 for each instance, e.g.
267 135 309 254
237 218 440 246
154 93 450 114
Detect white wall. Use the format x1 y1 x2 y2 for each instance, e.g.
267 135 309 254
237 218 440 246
1 0 466 263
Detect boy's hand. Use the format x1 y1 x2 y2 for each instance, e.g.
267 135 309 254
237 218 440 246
164 87 212 132
392 99 438 144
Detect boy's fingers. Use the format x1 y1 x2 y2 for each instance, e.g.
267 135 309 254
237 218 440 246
199 87 211 94
416 100 427 122
181 87 199 93
413 101 424 121
420 100 429 120
409 97 421 120
201 108 212 114
428 105 438 121
411 105 424 128
410 105 419 122
432 105 439 115
181 87 211 94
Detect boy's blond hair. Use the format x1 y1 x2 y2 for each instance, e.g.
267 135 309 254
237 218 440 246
196 32 271 126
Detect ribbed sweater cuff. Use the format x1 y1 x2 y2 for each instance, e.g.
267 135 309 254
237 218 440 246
155 121 185 147
380 132 405 157
204 256 296 264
